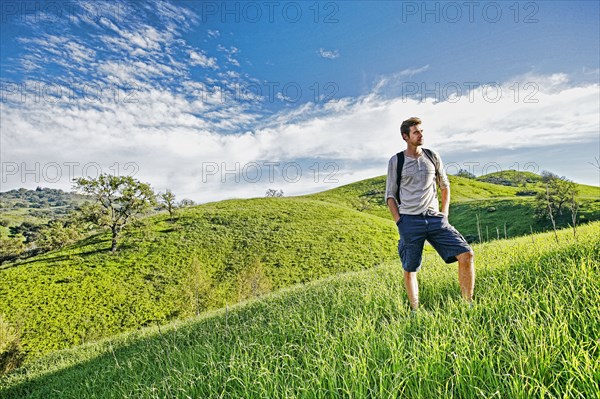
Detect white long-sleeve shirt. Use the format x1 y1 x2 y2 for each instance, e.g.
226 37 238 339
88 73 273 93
385 149 450 215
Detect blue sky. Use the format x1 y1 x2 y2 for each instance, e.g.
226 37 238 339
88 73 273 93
1 0 599 202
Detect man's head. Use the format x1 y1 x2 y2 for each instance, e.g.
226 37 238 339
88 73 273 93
400 117 423 145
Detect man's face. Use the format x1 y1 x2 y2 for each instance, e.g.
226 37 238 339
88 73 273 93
405 124 424 146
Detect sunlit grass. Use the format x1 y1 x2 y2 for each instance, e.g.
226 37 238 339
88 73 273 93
2 222 598 398
0 197 398 362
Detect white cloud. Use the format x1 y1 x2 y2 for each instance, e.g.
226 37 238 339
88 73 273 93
3 71 598 202
17 35 97 73
373 65 430 92
189 50 218 69
217 45 241 67
3 3 598 201
318 48 340 59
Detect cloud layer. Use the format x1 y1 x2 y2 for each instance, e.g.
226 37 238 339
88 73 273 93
2 1 598 201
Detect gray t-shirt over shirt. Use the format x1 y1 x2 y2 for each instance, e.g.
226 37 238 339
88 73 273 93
385 149 450 215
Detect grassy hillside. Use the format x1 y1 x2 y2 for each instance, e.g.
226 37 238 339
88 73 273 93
2 223 598 398
476 170 599 197
0 197 398 364
305 175 521 220
305 173 600 239
1 172 598 369
476 170 543 186
450 197 600 242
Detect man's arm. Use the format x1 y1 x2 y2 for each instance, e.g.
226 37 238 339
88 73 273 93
440 186 450 217
387 197 401 223
385 156 401 223
433 149 451 217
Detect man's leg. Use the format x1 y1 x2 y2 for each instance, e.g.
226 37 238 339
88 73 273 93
404 271 419 310
397 214 426 311
456 250 475 302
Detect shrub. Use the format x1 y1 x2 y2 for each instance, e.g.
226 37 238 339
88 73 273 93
0 235 26 264
516 190 537 196
0 315 23 375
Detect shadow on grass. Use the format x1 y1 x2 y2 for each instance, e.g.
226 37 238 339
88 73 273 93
0 315 228 399
0 235 111 270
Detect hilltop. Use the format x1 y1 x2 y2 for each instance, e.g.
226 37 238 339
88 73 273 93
306 172 600 240
0 188 89 238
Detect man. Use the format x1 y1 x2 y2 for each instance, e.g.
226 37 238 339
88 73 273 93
385 117 474 311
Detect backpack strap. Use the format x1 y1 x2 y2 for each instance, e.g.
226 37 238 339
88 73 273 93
422 148 440 183
395 151 405 203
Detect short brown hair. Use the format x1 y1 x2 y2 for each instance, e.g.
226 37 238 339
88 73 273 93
400 117 422 138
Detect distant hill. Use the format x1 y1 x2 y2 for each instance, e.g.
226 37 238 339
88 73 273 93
303 175 521 220
476 170 599 197
304 172 600 240
476 170 542 187
0 188 89 238
0 187 88 208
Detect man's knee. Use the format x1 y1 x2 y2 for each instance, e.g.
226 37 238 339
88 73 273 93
457 249 474 263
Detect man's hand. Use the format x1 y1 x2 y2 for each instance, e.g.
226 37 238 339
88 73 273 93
387 197 401 224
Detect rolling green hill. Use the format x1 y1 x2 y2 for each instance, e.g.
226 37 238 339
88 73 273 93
0 197 398 364
305 173 600 240
2 222 598 398
1 171 598 372
304 175 522 220
476 170 600 197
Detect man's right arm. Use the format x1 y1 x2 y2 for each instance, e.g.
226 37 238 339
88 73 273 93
387 197 400 223
385 156 401 223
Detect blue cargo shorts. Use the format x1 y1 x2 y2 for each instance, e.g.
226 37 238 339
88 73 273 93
396 210 472 272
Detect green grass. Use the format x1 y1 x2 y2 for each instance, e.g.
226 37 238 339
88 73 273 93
1 222 598 398
476 170 600 198
1 173 599 368
306 174 600 240
449 197 600 242
304 175 522 220
0 197 398 363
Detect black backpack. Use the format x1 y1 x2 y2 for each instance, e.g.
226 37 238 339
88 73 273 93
395 148 439 204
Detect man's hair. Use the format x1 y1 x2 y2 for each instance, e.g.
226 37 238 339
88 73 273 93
400 117 422 138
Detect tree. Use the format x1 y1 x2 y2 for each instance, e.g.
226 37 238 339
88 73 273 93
236 260 272 302
588 156 600 172
455 169 476 179
0 314 24 374
35 219 84 251
73 174 156 252
569 190 580 238
541 170 560 182
265 189 284 197
179 198 196 207
185 257 213 316
159 190 177 221
535 172 578 222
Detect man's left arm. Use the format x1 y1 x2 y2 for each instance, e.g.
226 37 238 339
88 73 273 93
435 150 451 217
441 186 450 217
